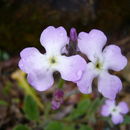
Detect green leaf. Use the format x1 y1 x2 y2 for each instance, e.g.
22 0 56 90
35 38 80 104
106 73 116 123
79 125 93 130
0 100 8 106
2 81 12 95
86 98 104 123
63 124 75 130
13 124 30 130
87 98 104 115
68 99 90 119
45 121 63 130
23 95 40 120
123 115 130 124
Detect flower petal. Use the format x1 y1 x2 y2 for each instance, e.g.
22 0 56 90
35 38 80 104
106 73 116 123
76 63 97 94
105 100 115 107
27 70 54 91
56 55 86 82
103 45 127 71
111 114 124 124
98 72 122 99
118 102 129 114
101 104 111 116
78 29 107 62
19 47 47 73
40 26 69 55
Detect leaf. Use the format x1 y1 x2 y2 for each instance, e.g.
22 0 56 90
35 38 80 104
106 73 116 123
0 100 8 106
45 121 63 130
87 98 104 115
68 99 90 119
2 81 12 95
79 125 93 130
63 124 75 130
23 95 40 120
86 98 104 123
11 70 44 109
123 115 130 124
13 124 30 130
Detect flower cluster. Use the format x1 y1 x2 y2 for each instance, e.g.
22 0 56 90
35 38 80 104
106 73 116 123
18 26 129 124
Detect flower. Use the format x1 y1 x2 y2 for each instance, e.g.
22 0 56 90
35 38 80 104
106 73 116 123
101 100 129 124
77 29 127 99
18 26 86 91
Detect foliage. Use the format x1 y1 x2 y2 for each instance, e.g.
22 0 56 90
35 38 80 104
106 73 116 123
23 95 40 121
45 121 64 130
13 124 30 130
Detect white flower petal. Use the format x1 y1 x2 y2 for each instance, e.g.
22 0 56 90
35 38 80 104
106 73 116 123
98 71 122 99
40 26 69 55
78 29 107 62
103 45 127 71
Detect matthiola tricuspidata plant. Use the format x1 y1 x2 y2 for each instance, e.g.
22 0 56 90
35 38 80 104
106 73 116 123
19 26 86 91
18 26 128 115
77 29 127 99
101 100 129 124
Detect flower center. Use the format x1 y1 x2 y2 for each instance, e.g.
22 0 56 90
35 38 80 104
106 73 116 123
111 106 120 115
112 108 117 112
49 56 57 65
95 60 103 70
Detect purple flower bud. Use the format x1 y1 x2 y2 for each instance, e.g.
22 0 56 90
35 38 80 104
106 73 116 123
54 89 64 100
51 100 61 110
51 89 64 110
70 27 77 42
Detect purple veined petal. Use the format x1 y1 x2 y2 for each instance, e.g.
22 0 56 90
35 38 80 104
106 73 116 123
55 55 86 82
101 104 111 117
27 69 54 91
78 29 107 62
98 71 122 99
76 63 97 94
40 26 69 55
111 114 124 124
118 102 129 114
103 45 127 71
18 47 46 73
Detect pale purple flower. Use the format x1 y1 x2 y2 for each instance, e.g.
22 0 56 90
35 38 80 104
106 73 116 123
18 26 86 91
77 29 127 99
101 100 129 124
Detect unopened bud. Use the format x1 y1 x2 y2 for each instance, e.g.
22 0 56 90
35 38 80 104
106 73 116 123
51 89 64 110
70 27 77 42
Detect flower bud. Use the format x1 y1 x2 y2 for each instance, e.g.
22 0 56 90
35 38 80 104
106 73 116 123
51 89 64 110
70 27 77 42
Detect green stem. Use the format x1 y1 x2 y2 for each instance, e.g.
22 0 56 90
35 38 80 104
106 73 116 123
57 79 65 89
12 70 44 110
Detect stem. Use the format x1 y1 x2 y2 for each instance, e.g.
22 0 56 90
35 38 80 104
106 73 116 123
57 79 65 89
12 70 44 110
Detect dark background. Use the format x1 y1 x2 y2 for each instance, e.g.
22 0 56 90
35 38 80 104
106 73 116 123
0 0 130 56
